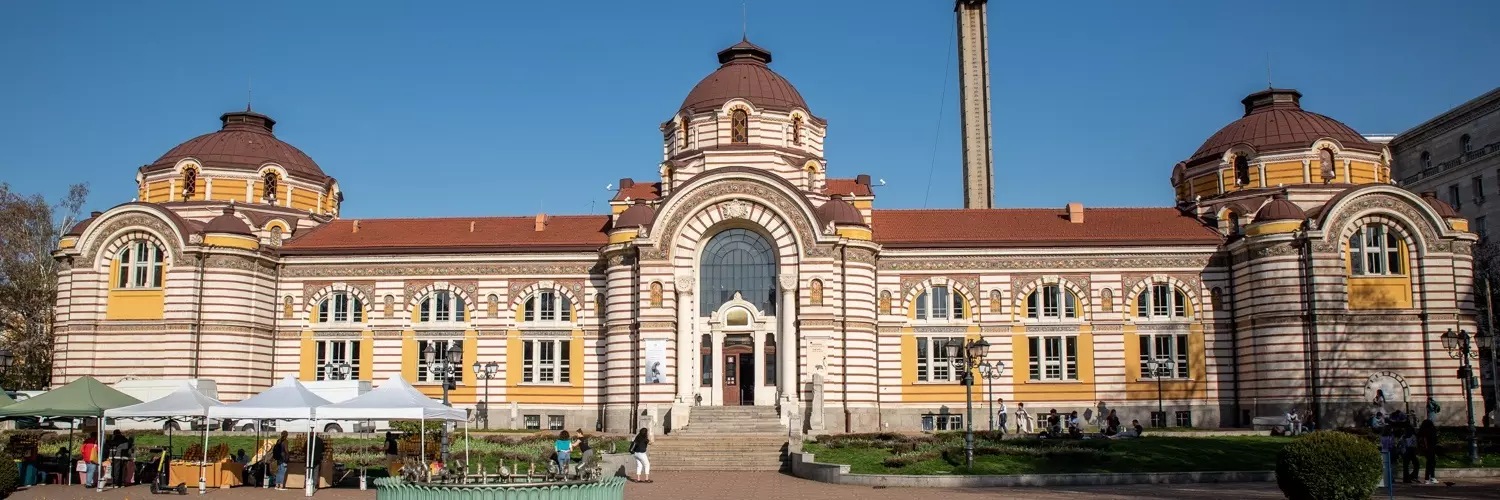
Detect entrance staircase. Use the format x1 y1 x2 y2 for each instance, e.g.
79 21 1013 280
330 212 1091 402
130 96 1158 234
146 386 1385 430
652 406 788 471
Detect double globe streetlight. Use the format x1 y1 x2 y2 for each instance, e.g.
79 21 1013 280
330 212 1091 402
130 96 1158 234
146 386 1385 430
1147 356 1175 428
944 338 992 470
1441 328 1490 464
471 361 500 429
322 362 353 381
424 342 463 465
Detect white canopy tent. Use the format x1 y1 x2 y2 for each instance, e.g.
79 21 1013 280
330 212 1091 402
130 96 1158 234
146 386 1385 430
103 383 225 494
317 375 469 476
208 376 332 496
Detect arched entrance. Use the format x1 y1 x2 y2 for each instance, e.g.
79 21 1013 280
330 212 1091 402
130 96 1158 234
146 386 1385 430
697 228 779 406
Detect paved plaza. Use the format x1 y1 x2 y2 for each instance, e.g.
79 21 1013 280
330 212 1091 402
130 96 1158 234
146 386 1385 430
10 473 1500 500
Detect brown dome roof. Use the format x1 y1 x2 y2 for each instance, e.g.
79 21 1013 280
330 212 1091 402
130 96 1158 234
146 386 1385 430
1188 89 1381 167
145 109 327 181
680 39 809 114
64 211 102 237
1420 191 1460 218
818 197 866 226
204 206 254 236
614 200 656 229
1255 194 1305 222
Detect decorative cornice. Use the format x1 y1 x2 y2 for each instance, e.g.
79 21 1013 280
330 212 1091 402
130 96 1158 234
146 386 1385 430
281 263 594 278
878 254 1214 271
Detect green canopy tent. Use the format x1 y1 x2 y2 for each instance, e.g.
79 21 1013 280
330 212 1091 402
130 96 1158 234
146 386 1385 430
0 377 140 486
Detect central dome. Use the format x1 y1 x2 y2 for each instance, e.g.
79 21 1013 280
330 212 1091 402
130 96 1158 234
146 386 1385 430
145 109 328 181
679 39 809 114
1187 89 1380 167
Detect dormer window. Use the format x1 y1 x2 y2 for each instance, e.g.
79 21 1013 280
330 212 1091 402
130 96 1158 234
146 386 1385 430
263 172 279 203
731 109 749 143
522 289 573 323
791 116 803 145
181 168 197 200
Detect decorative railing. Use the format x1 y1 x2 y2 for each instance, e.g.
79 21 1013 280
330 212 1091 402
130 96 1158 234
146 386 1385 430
1401 141 1500 185
374 476 626 500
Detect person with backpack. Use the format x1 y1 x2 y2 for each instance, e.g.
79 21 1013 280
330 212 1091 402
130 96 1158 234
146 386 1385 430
629 428 652 483
554 430 573 475
271 431 289 491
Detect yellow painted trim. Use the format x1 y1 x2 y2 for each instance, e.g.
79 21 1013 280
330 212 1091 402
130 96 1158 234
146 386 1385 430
1121 331 1208 400
1450 218 1470 232
462 329 478 387
105 289 165 320
1012 333 1096 402
1349 276 1414 309
299 331 316 381
401 330 417 382
360 331 375 381
203 234 259 250
1245 220 1302 236
852 200 873 210
503 329 586 403
836 227 872 240
608 229 638 244
58 237 76 249
263 220 291 233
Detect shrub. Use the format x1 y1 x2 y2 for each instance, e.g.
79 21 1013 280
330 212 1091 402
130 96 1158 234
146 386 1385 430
1276 431 1381 500
0 450 17 497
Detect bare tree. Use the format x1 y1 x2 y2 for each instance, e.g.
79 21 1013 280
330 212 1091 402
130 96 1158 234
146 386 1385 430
0 183 88 390
1473 240 1500 423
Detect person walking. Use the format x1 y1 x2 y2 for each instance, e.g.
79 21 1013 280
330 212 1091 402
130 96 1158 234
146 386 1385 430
271 431 290 491
996 398 1008 436
1015 402 1032 434
1400 426 1419 484
107 431 132 488
1417 419 1439 484
80 435 99 488
575 429 594 466
1378 427 1395 491
554 430 573 475
629 428 652 483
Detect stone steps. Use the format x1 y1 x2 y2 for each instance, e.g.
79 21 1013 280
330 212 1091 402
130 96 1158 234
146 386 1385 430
651 406 788 471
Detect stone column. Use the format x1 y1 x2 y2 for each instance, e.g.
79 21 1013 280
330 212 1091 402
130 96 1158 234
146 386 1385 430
674 273 697 403
711 333 724 405
752 330 765 405
778 273 799 404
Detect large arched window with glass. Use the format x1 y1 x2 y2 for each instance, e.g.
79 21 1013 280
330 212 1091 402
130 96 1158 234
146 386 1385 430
115 241 165 289
318 291 364 323
731 109 749 143
1026 284 1079 320
1349 224 1405 276
521 289 573 323
417 290 466 323
700 228 777 315
914 285 966 321
1135 283 1188 319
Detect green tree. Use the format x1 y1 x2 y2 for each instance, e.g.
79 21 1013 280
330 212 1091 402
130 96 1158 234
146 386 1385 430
0 182 88 390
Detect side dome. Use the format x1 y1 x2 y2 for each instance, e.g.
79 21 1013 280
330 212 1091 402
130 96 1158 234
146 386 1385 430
817 197 866 226
1254 194 1305 222
1187 89 1381 167
1420 191 1460 218
145 109 327 180
64 211 102 237
615 200 657 229
204 206 254 236
679 39 808 114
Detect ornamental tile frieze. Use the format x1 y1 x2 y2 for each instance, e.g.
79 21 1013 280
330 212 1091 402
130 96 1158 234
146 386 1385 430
1248 241 1299 260
1317 195 1441 253
1024 324 1081 333
79 213 184 266
841 247 878 265
656 179 825 258
280 263 594 279
879 254 1214 272
301 281 377 305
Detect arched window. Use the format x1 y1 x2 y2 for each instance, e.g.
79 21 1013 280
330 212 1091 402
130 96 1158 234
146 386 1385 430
680 118 690 149
417 290 465 323
181 168 197 200
522 289 573 323
700 228 777 315
1461 134 1472 154
1349 224 1404 276
1233 155 1251 186
731 108 749 143
1421 151 1432 170
594 293 606 317
318 291 364 323
1026 284 1078 319
914 285 966 321
262 172 279 203
791 116 803 145
1135 283 1188 319
1319 148 1337 181
115 241 165 289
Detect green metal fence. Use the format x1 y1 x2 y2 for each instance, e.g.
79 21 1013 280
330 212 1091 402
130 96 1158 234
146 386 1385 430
373 477 626 500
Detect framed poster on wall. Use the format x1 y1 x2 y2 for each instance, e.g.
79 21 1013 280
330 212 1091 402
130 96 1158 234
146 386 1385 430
645 339 668 383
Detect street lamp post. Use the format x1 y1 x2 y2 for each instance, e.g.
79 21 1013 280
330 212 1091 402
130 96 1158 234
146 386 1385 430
1441 328 1490 464
946 338 991 470
425 341 463 465
471 361 500 429
977 361 1005 432
1147 356 1174 428
323 362 353 381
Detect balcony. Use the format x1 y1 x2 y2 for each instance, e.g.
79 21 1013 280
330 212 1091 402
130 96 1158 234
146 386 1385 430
1400 140 1500 185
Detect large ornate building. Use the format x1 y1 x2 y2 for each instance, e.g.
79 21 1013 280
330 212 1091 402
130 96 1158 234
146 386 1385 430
51 38 1479 434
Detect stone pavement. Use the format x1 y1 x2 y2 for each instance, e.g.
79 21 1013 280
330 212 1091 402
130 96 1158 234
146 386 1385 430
11 474 1500 499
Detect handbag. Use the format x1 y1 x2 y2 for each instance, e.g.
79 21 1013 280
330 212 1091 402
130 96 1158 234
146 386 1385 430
75 462 87 473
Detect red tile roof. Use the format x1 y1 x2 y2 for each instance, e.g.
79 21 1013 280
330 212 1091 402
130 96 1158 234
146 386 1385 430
822 178 873 197
280 215 610 254
612 182 661 202
871 208 1221 248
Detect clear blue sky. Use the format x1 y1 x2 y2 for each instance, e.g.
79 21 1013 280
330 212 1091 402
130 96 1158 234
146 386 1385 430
3 0 1498 218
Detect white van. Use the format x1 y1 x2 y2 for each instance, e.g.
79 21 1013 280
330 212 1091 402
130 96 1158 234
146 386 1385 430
108 379 219 431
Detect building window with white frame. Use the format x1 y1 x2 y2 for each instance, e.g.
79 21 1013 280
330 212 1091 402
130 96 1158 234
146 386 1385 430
521 338 571 384
914 286 966 321
115 240 165 289
1026 284 1078 319
1135 284 1188 319
415 339 460 383
521 289 572 323
1348 224 1404 276
915 336 964 382
1028 335 1078 381
1138 334 1189 379
418 290 465 323
314 339 361 381
317 291 364 323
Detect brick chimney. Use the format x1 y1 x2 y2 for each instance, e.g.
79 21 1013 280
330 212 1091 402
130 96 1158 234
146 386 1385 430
1066 203 1084 224
535 213 548 232
352 220 360 233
